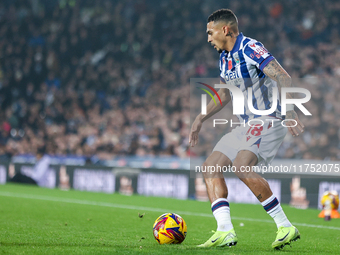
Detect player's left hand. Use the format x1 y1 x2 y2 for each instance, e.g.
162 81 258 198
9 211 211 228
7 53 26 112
285 110 304 137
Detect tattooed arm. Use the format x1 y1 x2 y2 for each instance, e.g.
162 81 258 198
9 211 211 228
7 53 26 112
263 59 304 136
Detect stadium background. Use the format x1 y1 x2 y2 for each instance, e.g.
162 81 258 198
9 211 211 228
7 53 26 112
0 0 340 209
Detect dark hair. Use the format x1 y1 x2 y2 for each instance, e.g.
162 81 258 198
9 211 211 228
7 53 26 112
208 9 238 31
37 146 46 155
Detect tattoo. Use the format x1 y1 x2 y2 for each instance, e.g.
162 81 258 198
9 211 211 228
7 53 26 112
226 31 233 37
263 59 293 99
263 59 303 135
286 110 297 120
257 194 262 200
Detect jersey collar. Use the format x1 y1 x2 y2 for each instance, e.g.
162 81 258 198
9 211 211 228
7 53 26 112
229 32 243 55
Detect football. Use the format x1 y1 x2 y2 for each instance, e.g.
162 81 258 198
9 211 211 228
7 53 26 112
153 213 187 244
320 191 339 210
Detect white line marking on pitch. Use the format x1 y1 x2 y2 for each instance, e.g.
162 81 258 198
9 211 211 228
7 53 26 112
0 191 339 231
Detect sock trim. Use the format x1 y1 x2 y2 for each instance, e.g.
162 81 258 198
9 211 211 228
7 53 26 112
261 194 275 206
212 200 229 212
263 197 279 212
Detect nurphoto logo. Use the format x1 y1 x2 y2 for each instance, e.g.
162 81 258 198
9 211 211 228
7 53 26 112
197 82 312 128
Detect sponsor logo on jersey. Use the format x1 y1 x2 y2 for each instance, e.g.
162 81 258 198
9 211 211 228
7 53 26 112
224 70 240 81
249 43 268 58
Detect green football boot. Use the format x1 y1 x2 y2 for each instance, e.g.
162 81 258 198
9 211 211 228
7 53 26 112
272 226 300 250
198 229 238 247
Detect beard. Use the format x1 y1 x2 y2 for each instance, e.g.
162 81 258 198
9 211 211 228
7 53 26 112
212 44 223 53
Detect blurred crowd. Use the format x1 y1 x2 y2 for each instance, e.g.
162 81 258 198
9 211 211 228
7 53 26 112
0 0 340 161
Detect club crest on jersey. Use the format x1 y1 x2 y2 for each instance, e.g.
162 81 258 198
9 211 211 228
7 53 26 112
233 52 240 64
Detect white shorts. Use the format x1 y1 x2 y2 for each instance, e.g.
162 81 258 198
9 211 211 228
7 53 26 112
213 117 287 166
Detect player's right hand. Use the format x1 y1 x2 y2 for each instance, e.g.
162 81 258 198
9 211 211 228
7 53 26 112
189 119 202 147
285 110 304 137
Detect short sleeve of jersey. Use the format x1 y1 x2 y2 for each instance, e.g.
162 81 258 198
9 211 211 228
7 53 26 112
243 41 275 71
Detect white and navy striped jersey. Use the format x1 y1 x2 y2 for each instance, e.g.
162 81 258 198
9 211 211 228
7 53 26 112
219 32 282 122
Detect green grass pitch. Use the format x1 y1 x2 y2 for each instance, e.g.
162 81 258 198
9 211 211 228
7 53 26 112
1 184 340 254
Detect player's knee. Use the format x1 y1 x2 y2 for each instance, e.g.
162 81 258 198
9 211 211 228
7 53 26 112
233 165 253 180
201 161 224 177
201 161 215 174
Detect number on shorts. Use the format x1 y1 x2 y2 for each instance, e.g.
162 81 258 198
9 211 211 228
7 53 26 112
247 124 263 137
